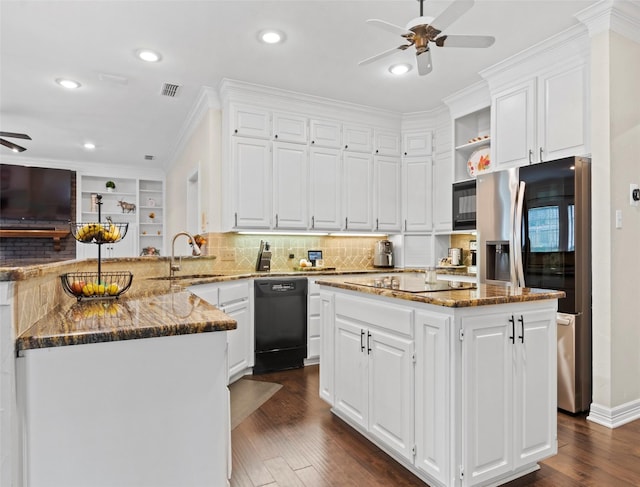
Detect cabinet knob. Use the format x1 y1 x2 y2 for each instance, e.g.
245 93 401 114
275 134 278 139
376 149 379 154
404 152 408 156
311 140 315 144
234 129 238 134
344 145 348 149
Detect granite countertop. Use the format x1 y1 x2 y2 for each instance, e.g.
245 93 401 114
315 275 565 308
17 290 236 352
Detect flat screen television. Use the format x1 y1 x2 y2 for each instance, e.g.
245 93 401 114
0 164 73 222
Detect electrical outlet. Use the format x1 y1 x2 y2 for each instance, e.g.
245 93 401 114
631 184 639 207
220 249 236 261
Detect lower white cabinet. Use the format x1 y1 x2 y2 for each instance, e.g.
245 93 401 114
306 279 321 361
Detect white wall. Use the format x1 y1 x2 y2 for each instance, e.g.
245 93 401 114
590 29 640 419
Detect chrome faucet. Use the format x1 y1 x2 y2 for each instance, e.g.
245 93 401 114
170 231 201 279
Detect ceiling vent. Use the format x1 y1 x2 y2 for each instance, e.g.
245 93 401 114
144 155 155 161
160 82 180 97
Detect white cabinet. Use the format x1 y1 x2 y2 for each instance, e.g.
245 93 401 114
309 147 342 230
342 124 373 153
492 62 589 169
332 294 415 462
272 112 308 144
319 290 335 405
272 142 308 229
374 130 401 156
307 278 321 361
231 105 271 139
310 119 342 148
374 156 402 232
231 137 271 229
432 152 453 231
403 156 433 232
402 130 433 157
78 176 164 257
462 308 557 486
415 311 451 485
343 152 373 230
453 107 491 182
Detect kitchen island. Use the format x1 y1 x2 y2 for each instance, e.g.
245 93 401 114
316 274 564 487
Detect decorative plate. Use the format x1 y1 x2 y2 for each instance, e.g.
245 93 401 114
467 146 491 177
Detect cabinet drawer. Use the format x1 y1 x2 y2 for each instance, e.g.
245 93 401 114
219 282 249 305
335 294 413 337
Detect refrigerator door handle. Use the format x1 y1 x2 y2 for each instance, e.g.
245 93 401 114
509 176 518 287
514 181 526 287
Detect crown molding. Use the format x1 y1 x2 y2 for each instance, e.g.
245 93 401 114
575 0 640 44
442 80 490 119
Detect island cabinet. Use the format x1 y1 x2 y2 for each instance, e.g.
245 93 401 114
318 284 558 487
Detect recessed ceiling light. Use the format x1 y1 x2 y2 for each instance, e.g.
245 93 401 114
136 49 162 62
389 64 412 76
56 78 81 89
83 142 96 150
258 29 285 44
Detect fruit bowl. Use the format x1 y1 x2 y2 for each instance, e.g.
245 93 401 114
60 271 133 301
70 222 129 244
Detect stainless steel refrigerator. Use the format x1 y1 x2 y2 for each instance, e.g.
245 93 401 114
477 156 591 413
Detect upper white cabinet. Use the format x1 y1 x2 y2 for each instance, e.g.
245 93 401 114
310 119 342 148
231 105 271 139
343 151 373 230
343 124 373 153
232 137 272 229
272 112 308 144
403 156 433 232
402 130 433 157
374 130 401 156
491 60 589 169
374 155 402 232
432 152 453 231
272 141 309 229
309 147 342 230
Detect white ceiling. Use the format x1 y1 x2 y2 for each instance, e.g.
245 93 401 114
0 0 597 170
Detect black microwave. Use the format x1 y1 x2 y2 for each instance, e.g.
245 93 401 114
452 180 476 231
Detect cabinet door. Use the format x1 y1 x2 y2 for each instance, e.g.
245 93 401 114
432 152 452 231
273 142 308 229
415 311 451 485
319 291 335 405
343 152 373 230
310 119 341 148
334 317 368 428
374 130 401 156
462 313 513 486
307 285 320 360
231 105 271 139
368 329 414 462
232 137 271 229
402 130 433 157
513 309 557 468
222 299 252 383
404 156 433 232
492 79 536 169
537 63 588 162
309 147 342 230
272 112 308 144
374 156 402 232
343 124 373 153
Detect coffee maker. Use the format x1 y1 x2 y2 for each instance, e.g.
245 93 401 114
373 240 393 268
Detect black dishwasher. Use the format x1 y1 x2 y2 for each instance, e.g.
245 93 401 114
254 278 308 374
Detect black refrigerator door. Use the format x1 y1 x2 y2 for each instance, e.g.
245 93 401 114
520 157 579 314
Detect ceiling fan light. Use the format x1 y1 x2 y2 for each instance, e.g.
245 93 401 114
259 29 285 44
136 49 162 63
389 63 412 75
84 142 96 150
56 78 81 89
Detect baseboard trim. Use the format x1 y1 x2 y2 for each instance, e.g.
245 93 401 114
587 399 640 428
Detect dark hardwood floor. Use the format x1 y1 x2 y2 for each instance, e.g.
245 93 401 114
230 365 640 487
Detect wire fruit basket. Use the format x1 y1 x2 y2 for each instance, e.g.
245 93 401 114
70 222 128 244
60 271 133 301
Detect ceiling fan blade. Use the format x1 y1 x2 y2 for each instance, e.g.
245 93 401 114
358 45 407 66
0 138 27 152
431 0 475 32
0 131 31 140
416 49 433 76
366 19 412 37
435 35 495 48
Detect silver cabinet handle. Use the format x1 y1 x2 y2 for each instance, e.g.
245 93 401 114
345 217 348 229
311 216 315 229
376 218 379 230
234 212 238 227
275 214 279 228
528 149 533 164
404 219 407 232
539 147 544 163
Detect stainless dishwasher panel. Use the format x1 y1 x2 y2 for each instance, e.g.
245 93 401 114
557 313 576 412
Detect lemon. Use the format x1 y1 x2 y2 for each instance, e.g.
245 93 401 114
107 283 119 296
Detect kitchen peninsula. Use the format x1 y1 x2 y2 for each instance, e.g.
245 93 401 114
316 274 564 487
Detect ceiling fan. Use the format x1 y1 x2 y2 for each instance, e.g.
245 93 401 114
0 131 32 152
359 0 495 76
